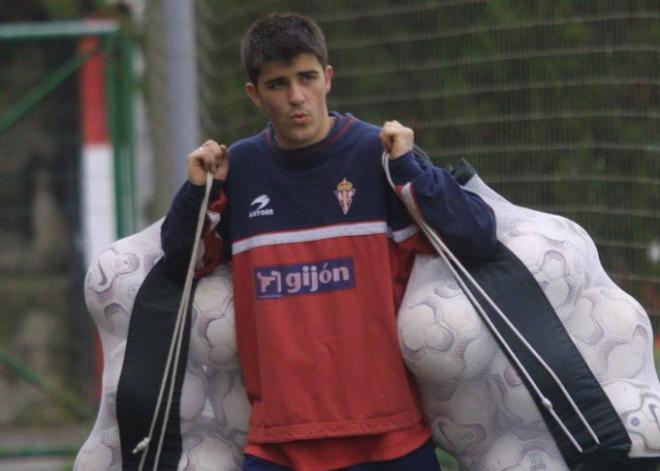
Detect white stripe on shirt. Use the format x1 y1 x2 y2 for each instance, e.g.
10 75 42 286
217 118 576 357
232 221 417 255
390 224 419 243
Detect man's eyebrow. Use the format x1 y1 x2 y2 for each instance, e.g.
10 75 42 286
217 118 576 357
298 69 319 76
264 76 288 86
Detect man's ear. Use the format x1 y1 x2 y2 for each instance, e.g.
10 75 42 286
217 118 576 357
324 65 334 93
245 82 262 108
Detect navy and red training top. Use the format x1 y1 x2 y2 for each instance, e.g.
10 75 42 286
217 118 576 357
161 112 496 469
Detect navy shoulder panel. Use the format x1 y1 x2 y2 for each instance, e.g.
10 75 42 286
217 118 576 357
226 117 392 241
228 131 269 164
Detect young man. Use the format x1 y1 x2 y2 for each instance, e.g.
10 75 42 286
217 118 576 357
161 13 497 471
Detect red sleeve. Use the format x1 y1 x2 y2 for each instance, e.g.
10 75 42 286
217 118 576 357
194 190 229 278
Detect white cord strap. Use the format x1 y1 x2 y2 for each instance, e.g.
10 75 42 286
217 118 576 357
134 173 214 471
382 152 598 453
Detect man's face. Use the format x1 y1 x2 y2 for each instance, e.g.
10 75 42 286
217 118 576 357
245 53 334 150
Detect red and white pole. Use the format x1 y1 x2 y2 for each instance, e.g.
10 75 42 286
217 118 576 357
79 36 117 268
79 35 116 399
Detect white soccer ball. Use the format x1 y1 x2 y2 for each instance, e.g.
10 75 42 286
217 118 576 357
571 287 651 382
180 360 208 425
178 422 241 471
481 429 565 471
501 222 587 318
85 241 160 339
487 354 539 427
74 426 122 471
189 266 238 369
426 380 499 457
604 380 660 457
398 256 498 383
209 367 250 446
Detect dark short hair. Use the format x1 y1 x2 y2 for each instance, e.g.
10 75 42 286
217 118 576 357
241 13 328 84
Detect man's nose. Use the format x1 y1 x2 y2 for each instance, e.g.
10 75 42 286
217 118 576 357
288 83 305 105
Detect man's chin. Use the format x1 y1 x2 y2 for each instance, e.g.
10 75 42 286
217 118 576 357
279 130 316 149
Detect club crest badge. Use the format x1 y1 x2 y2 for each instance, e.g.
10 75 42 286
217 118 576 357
335 178 356 215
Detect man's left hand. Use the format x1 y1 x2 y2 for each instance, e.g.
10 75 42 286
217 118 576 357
380 120 414 159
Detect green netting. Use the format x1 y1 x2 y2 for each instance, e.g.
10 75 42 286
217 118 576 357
196 0 660 318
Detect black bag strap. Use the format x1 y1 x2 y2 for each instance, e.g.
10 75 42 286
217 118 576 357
116 260 196 470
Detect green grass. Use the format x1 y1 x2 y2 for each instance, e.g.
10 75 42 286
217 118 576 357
436 447 459 470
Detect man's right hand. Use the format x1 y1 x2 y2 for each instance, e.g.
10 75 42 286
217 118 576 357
187 140 229 185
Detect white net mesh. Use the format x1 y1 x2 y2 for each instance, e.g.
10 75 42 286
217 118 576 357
194 0 659 320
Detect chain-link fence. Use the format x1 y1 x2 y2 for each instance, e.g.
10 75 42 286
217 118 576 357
0 19 135 464
192 0 659 322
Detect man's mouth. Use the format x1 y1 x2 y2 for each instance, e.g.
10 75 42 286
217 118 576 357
291 112 309 123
